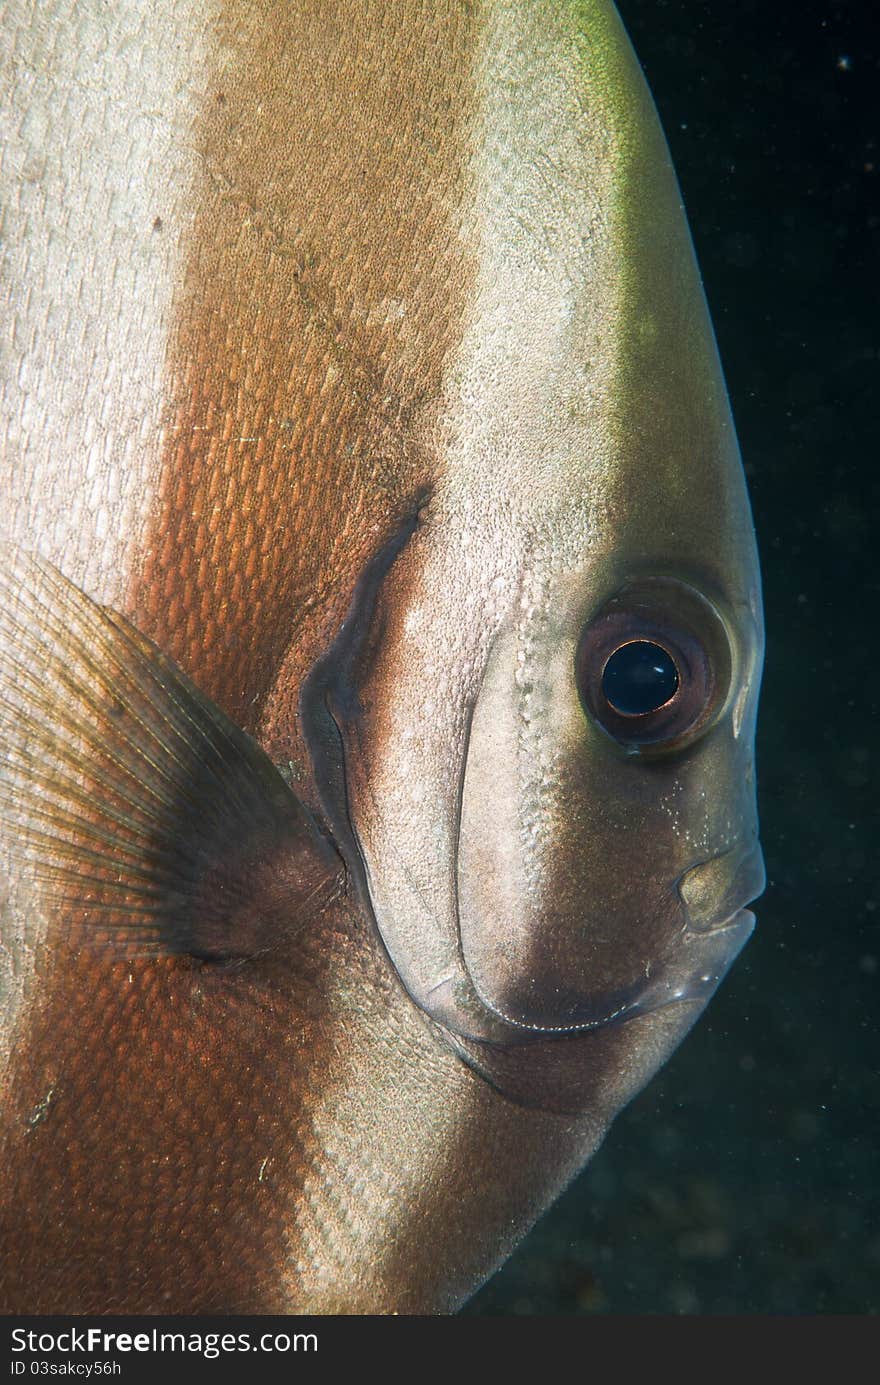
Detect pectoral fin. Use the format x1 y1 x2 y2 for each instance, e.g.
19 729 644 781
0 548 342 961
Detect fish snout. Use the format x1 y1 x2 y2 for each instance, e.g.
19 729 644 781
677 844 766 933
610 845 764 1023
608 828 766 1019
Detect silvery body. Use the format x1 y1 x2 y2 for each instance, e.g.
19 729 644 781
0 0 763 1311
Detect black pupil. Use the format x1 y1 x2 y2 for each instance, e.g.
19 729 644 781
602 641 679 716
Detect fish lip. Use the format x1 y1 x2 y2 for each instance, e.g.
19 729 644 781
624 853 764 1026
699 905 757 937
591 905 758 1030
451 905 757 1039
677 845 766 932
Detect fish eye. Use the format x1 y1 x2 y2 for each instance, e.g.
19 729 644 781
601 640 679 716
575 579 733 752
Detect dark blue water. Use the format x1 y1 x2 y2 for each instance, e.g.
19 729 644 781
470 0 879 1315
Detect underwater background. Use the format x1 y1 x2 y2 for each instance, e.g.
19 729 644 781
469 0 878 1315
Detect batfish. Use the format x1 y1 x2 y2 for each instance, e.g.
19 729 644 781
0 0 764 1312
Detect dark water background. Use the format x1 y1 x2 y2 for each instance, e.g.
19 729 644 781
469 0 879 1315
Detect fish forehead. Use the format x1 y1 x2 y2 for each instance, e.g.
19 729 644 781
441 0 757 598
440 0 620 523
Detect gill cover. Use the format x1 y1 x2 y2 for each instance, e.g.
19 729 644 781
312 0 765 1046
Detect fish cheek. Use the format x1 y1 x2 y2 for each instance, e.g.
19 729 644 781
306 511 508 1031
456 623 688 1031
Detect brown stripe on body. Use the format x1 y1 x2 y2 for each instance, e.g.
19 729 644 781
137 0 481 743
0 883 402 1311
0 888 600 1313
1 0 503 1315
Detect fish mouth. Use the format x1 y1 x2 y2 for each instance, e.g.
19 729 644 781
613 906 756 1026
433 907 758 1115
445 906 758 1040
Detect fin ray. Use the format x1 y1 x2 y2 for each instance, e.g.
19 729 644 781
0 547 342 960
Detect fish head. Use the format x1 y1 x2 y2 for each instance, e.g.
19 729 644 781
332 443 764 1054
310 0 764 1064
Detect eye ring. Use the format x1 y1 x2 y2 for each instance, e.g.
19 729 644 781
575 579 732 752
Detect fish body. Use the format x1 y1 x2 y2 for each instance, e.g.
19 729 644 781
0 1 763 1312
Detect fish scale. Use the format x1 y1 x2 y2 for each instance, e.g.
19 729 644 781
133 0 478 737
0 0 763 1312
